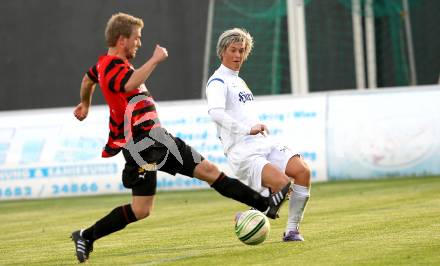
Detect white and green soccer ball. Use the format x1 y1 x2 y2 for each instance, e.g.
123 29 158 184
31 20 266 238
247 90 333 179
235 209 270 245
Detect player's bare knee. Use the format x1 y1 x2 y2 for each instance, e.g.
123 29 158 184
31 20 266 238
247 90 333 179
133 206 152 220
286 156 311 185
200 160 220 176
131 202 152 220
193 160 221 184
302 162 311 180
296 160 311 186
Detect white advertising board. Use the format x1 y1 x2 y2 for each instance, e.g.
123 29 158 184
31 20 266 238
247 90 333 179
4 86 437 200
0 94 328 200
327 86 440 179
0 106 207 201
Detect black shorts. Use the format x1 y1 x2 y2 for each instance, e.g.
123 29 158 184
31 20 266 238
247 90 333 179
121 129 205 196
121 161 157 196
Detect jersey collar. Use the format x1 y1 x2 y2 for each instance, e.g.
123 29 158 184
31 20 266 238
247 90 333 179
219 64 239 76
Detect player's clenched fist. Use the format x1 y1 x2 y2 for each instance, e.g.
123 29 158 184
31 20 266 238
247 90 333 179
73 102 89 121
151 44 168 64
250 124 269 135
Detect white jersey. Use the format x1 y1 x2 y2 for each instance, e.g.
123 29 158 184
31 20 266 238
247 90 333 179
206 64 261 152
206 65 299 194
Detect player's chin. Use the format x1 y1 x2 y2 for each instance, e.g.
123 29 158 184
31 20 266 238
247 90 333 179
128 52 136 59
232 64 241 71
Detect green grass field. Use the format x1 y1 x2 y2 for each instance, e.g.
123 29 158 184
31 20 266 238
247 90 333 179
1 176 439 265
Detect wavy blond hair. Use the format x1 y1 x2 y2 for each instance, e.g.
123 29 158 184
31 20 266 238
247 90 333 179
105 13 144 47
216 28 254 61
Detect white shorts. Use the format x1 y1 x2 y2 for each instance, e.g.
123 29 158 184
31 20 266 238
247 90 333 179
226 135 298 196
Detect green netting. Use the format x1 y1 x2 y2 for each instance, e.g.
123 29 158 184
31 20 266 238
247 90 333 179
335 0 422 87
305 0 357 91
209 0 440 93
375 14 410 86
410 0 440 85
338 0 420 18
208 0 291 95
305 0 425 90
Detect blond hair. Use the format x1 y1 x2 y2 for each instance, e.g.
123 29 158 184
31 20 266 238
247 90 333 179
105 13 144 47
216 28 254 61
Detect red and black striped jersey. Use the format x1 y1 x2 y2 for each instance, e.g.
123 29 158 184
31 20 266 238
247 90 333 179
87 54 161 157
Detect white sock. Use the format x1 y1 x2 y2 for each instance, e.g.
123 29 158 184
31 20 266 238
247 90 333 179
285 184 310 233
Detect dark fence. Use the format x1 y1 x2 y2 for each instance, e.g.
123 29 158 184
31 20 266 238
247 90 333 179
0 0 209 111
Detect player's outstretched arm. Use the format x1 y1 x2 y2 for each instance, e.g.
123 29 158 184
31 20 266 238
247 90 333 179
209 108 250 135
209 108 269 136
74 74 96 121
124 44 168 92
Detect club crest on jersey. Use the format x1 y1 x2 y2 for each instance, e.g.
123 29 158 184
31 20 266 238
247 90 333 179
238 91 254 103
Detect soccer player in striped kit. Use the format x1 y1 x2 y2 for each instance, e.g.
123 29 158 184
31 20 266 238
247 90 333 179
70 13 289 263
206 28 312 242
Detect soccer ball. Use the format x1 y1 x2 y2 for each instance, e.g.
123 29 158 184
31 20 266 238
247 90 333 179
235 209 270 245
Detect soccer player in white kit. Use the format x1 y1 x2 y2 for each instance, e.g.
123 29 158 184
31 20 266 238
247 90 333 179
205 28 311 241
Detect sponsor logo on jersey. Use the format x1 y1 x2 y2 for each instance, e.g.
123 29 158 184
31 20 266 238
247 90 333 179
238 91 254 103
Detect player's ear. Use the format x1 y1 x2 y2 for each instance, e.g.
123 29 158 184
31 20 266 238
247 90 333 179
116 35 127 47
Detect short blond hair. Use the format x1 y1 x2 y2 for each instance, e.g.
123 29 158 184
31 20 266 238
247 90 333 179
105 13 144 47
216 28 254 61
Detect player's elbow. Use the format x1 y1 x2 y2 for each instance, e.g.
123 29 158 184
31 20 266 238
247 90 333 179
124 72 143 92
208 108 224 123
124 82 137 92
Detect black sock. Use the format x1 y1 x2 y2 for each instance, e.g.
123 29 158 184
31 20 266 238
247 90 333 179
211 173 269 212
82 204 137 242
